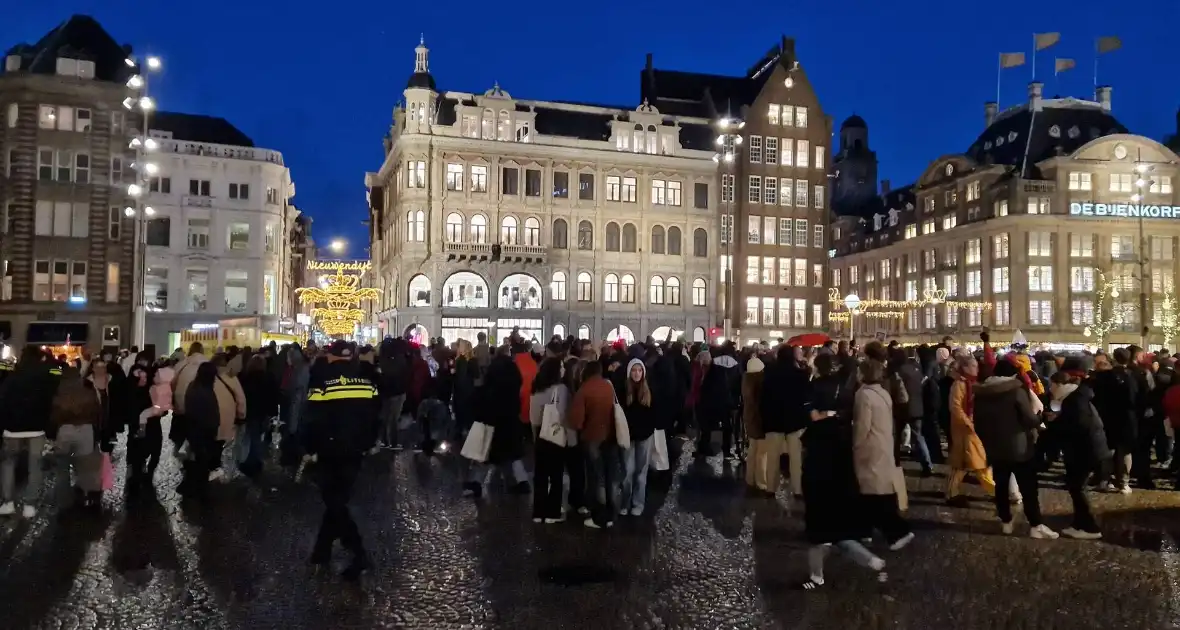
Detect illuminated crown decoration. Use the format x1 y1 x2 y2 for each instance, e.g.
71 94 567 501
296 268 380 336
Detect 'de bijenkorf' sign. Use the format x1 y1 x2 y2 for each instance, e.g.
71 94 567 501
1070 202 1180 219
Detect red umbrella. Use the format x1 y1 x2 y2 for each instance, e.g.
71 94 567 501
786 333 830 347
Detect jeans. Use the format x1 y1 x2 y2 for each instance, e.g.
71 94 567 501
907 417 932 467
1 435 45 504
312 456 365 561
287 389 307 435
564 445 586 511
620 435 653 512
379 394 407 446
468 460 528 485
56 425 96 491
238 419 267 475
993 459 1042 526
533 440 566 519
1113 447 1133 488
584 440 620 526
808 540 882 581
1065 462 1100 532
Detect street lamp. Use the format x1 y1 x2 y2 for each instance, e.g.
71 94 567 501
329 239 347 255
1133 157 1154 348
125 54 164 349
714 118 744 340
843 293 861 343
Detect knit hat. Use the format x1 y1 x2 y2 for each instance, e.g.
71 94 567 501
625 358 646 379
935 347 951 363
747 356 765 373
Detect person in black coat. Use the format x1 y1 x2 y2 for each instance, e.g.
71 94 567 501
463 351 529 496
760 345 811 497
798 353 883 590
1049 362 1111 539
695 349 737 458
1089 350 1138 492
238 355 280 478
669 342 692 435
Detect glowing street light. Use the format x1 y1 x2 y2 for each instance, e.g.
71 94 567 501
329 239 347 254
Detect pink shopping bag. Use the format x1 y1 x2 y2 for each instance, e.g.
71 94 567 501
100 453 115 491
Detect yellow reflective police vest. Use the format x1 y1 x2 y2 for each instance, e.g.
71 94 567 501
307 375 377 402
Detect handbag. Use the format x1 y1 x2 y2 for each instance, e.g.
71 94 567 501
461 421 494 462
539 388 567 447
651 429 670 471
613 392 631 450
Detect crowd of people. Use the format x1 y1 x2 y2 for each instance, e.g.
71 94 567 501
0 327 1177 588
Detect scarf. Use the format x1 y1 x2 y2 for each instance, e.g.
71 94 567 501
959 374 976 419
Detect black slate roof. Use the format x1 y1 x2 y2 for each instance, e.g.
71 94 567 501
406 72 436 90
3 14 132 83
842 114 867 129
152 112 255 147
966 101 1128 173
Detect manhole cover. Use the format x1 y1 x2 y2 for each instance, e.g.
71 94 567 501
538 564 618 586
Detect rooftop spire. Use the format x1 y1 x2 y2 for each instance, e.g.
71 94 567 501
414 36 428 74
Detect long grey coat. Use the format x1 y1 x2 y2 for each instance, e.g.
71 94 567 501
853 383 897 495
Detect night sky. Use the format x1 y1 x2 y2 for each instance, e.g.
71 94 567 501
6 1 1178 256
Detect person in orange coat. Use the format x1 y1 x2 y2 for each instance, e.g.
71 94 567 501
514 343 538 425
945 353 996 505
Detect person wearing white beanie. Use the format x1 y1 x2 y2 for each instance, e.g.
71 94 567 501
618 358 656 516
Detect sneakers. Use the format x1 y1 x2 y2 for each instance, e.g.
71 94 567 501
21 504 36 518
1061 527 1102 540
920 465 934 478
1029 524 1060 539
544 515 566 524
583 518 613 529
576 506 590 516
0 502 13 516
630 507 644 517
888 532 915 551
1119 485 1133 495
1000 520 1015 535
619 507 630 516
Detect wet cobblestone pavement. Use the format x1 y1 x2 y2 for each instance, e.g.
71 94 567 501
4 429 1180 630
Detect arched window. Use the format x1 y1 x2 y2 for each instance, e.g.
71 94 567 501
576 272 592 302
646 125 658 155
441 271 489 308
577 221 593 250
620 274 636 303
693 228 708 257
470 214 487 243
604 273 619 302
445 213 464 242
651 225 666 254
551 271 567 301
553 323 566 338
500 216 518 245
649 275 664 304
607 325 635 344
481 109 495 139
667 276 681 305
605 222 621 251
692 277 707 306
693 326 706 342
552 218 568 249
667 226 682 255
622 223 637 252
577 324 591 340
407 210 425 242
632 123 644 153
499 273 542 309
524 217 540 246
498 109 512 141
408 274 432 307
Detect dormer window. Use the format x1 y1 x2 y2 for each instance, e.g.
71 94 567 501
54 57 94 79
646 125 657 155
632 124 643 153
515 120 531 143
4 55 20 72
482 109 495 139
497 110 511 141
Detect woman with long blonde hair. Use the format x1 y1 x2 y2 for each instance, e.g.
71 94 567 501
619 358 656 516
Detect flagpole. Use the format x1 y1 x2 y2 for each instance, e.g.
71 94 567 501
1031 33 1036 80
1093 38 1099 89
997 53 1003 106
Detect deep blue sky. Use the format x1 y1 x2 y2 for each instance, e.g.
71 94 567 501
7 2 1179 255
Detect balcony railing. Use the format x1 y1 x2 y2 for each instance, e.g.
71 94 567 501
139 134 285 166
444 242 492 261
1023 180 1056 194
183 195 213 208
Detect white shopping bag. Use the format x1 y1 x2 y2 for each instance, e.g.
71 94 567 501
461 421 494 462
539 389 567 447
613 396 631 450
892 466 908 512
651 429 670 471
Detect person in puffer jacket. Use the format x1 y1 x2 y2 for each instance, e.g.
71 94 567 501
128 365 174 486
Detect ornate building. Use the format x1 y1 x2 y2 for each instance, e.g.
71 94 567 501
365 39 721 344
830 114 879 215
830 83 1180 349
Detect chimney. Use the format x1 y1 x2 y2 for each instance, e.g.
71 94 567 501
1096 85 1112 111
985 102 999 127
645 53 652 71
880 179 891 195
1028 82 1044 112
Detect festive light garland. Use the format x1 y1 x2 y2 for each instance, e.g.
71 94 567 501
1160 290 1180 349
826 287 995 313
296 268 380 338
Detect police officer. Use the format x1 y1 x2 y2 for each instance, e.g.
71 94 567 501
305 340 375 580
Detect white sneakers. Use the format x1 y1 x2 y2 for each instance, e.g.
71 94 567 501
1029 524 1060 539
1061 527 1102 540
631 507 644 517
1000 520 1015 535
888 532 915 551
21 505 35 518
0 501 14 516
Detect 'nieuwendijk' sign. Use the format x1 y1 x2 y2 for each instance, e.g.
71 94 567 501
306 260 372 272
1070 202 1180 219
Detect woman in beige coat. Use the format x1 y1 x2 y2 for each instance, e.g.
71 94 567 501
853 359 914 550
210 354 246 479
